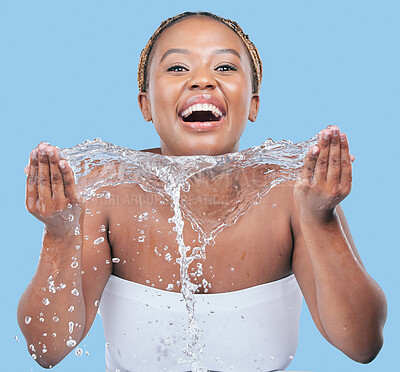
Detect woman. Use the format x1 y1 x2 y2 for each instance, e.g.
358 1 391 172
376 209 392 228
18 11 387 372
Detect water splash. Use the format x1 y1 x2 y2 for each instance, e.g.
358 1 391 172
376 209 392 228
60 136 315 370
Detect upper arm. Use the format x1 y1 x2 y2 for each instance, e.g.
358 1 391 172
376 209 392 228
79 195 113 341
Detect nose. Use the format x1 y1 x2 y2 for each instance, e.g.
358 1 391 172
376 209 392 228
188 67 217 90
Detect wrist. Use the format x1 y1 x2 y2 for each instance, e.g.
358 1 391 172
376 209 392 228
299 206 338 227
43 226 82 250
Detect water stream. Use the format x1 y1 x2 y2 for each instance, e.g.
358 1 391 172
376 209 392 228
60 136 316 371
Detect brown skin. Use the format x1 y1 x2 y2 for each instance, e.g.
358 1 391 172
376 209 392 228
18 16 386 368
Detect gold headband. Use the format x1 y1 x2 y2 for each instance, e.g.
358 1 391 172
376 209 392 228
137 12 263 94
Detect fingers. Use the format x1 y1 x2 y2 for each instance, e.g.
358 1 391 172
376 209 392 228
37 143 52 213
313 129 330 182
339 133 352 190
300 145 319 186
326 126 341 184
25 142 78 216
48 146 67 209
26 149 39 212
305 126 353 192
60 160 79 203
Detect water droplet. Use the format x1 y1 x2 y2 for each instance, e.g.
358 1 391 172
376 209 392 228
94 300 99 307
25 316 32 324
96 190 111 199
85 208 92 214
75 245 81 250
84 235 90 240
93 266 97 271
94 237 104 245
31 353 37 360
68 214 74 222
14 336 19 342
75 348 83 356
66 339 76 347
42 297 50 305
52 316 59 322
137 212 149 221
74 227 80 235
166 283 174 291
99 225 106 232
71 261 78 268
112 258 120 263
69 321 74 334
71 288 79 296
138 235 145 242
165 253 172 261
289 355 294 360
272 203 277 208
39 317 45 322
85 350 90 356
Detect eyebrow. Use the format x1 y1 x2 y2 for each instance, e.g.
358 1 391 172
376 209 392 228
212 48 241 60
160 48 190 62
160 48 242 62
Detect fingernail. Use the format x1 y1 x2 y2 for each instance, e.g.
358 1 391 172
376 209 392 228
323 131 330 140
59 161 66 169
340 133 346 142
332 128 338 136
48 148 54 157
311 146 318 155
39 145 47 155
31 149 38 159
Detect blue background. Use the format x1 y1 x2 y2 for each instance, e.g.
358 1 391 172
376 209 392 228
1 1 399 371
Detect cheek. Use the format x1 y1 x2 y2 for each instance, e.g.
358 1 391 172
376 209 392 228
224 75 252 104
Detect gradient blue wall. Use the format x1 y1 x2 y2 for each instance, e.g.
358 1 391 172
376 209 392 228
1 1 398 371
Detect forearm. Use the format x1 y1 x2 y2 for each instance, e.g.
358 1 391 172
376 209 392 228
17 230 86 367
300 211 387 362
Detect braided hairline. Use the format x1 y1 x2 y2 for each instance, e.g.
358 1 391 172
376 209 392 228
137 11 263 94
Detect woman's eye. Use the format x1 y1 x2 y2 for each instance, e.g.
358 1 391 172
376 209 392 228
167 65 188 72
216 65 237 72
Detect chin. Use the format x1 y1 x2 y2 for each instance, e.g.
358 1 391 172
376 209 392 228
177 143 236 156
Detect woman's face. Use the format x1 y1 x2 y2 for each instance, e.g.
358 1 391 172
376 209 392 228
139 16 260 156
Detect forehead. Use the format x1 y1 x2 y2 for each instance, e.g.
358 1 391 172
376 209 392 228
152 16 250 61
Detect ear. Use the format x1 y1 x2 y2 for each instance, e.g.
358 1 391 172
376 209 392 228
248 94 260 122
138 92 152 122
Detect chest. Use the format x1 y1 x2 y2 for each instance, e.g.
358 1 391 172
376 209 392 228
106 184 294 293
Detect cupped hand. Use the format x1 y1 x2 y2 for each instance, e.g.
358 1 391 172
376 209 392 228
294 125 355 223
26 142 81 236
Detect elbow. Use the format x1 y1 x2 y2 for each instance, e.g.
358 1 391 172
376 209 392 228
32 351 66 369
345 333 384 364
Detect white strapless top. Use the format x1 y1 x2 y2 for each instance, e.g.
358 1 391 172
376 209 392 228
99 274 302 372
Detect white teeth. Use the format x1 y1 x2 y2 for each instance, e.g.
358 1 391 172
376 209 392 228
181 103 223 118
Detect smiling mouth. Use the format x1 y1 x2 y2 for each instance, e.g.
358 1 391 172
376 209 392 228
180 103 224 122
178 103 226 131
